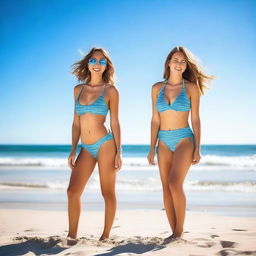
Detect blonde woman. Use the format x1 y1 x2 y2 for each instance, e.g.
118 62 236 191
148 46 212 241
67 47 122 241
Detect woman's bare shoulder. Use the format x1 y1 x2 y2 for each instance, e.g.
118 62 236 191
105 84 119 97
152 81 165 94
73 84 84 98
185 80 200 96
74 83 84 91
152 81 165 88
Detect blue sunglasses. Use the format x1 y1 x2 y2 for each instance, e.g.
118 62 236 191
88 58 107 66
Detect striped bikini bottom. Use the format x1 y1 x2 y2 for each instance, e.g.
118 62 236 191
158 126 194 152
81 132 113 159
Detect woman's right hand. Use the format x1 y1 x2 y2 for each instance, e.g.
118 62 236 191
68 151 76 170
147 150 155 165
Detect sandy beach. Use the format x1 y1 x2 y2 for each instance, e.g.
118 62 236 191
0 208 256 256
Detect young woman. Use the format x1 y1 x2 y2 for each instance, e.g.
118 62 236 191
147 46 213 241
67 47 122 241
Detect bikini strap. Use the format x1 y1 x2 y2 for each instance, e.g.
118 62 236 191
162 80 168 94
182 78 185 89
161 80 168 91
101 84 106 96
76 85 84 100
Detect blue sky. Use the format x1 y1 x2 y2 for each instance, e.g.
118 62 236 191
0 0 255 144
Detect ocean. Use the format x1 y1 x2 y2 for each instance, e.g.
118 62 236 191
0 144 255 217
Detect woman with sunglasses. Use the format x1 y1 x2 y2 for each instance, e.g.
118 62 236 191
148 46 212 241
67 47 122 241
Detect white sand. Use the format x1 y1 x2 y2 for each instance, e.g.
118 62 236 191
0 209 256 256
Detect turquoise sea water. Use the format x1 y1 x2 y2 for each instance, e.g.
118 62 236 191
0 144 255 216
1 144 256 157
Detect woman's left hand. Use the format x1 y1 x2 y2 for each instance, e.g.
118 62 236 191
114 152 122 171
192 150 201 165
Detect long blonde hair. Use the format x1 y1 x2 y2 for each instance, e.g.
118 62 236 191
163 46 213 95
71 47 115 85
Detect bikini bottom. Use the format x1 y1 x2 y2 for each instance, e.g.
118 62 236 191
81 132 113 159
158 126 194 152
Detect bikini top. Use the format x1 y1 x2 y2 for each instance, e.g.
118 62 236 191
156 79 191 112
75 84 109 116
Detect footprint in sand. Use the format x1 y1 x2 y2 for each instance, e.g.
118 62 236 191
193 238 215 248
112 225 120 229
220 240 237 248
13 235 63 249
217 248 256 256
24 229 41 232
232 228 247 232
210 234 220 238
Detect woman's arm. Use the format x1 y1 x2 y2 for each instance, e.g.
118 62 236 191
148 83 161 165
108 85 122 170
190 82 201 164
68 85 81 169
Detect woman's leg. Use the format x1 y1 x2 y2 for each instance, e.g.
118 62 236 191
169 137 194 237
157 141 176 233
97 139 117 240
67 147 97 238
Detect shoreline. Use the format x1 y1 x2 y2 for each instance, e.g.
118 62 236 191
0 202 255 218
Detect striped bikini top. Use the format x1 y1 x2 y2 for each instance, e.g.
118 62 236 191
75 84 109 116
156 79 191 112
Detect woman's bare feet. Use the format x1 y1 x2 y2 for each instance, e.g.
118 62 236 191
66 235 78 246
67 233 76 239
163 232 184 244
99 235 110 241
173 231 184 238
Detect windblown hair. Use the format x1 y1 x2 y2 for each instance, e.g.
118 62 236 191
71 47 115 85
163 46 213 95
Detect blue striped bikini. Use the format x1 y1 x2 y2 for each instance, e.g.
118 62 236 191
75 84 113 159
156 79 194 152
